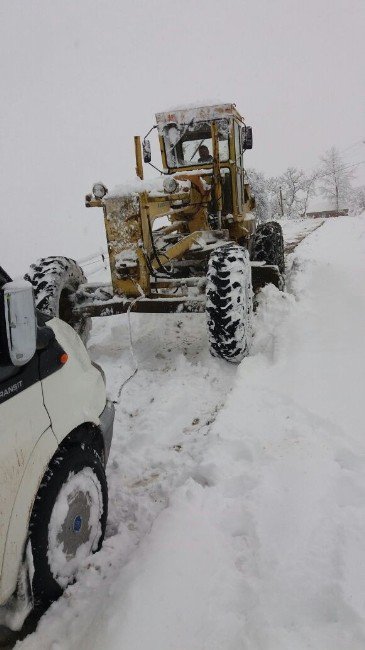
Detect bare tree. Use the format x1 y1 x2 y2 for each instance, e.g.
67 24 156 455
246 168 270 222
302 169 320 217
348 185 365 216
280 167 306 218
267 175 282 219
319 147 354 215
265 170 304 220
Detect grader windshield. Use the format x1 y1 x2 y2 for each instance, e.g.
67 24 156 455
163 118 230 168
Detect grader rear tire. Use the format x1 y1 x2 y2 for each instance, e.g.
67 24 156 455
25 256 90 344
206 243 253 363
251 221 285 275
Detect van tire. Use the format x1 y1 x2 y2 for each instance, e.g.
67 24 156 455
29 445 108 611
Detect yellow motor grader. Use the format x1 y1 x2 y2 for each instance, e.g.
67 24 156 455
26 103 284 362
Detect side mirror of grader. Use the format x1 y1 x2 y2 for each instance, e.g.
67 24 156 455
242 126 253 151
142 139 152 163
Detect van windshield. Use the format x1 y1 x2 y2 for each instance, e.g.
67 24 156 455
163 118 230 168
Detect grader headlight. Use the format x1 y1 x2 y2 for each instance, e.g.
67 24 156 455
163 177 179 194
92 182 108 199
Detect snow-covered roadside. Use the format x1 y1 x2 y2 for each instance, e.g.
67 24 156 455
16 216 365 649
280 216 324 253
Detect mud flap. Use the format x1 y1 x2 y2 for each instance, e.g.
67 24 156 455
251 262 284 292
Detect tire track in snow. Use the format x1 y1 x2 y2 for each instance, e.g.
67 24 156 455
283 218 324 254
94 311 238 544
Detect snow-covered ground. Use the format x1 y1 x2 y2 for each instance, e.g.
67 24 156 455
16 216 365 649
281 216 324 253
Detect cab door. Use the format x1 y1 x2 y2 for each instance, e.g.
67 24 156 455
234 121 244 215
0 354 51 589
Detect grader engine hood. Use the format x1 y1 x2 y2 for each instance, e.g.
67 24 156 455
96 176 210 297
103 193 141 277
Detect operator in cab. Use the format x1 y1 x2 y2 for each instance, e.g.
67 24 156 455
198 145 213 163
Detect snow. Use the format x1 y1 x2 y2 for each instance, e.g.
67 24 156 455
15 215 365 649
280 216 324 252
114 250 138 270
307 196 348 212
107 176 165 199
2 280 33 292
161 99 228 112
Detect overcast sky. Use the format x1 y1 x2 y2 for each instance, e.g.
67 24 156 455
1 0 364 275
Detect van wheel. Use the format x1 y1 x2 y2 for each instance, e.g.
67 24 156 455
206 243 253 363
29 445 108 611
25 256 90 343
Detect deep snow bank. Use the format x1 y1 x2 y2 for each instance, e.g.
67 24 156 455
86 216 365 650
17 216 365 650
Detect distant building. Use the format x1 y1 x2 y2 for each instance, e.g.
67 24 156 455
306 197 348 219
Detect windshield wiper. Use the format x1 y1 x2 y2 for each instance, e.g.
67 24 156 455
189 138 207 162
169 119 194 155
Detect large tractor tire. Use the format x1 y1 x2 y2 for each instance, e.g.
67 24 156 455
206 243 253 363
251 221 285 275
25 257 90 343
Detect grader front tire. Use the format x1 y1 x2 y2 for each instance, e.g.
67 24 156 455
25 256 90 343
206 243 253 363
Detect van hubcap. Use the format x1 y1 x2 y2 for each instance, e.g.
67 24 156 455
58 491 92 557
48 468 103 587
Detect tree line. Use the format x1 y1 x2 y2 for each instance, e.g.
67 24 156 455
247 146 365 220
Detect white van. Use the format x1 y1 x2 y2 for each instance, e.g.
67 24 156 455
0 266 114 631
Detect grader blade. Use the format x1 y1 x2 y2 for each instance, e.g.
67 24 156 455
73 297 205 318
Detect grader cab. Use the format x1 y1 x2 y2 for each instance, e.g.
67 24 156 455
26 104 285 363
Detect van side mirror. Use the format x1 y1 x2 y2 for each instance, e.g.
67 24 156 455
142 139 152 163
242 126 253 151
2 280 37 366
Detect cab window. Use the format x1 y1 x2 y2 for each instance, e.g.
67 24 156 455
163 118 230 168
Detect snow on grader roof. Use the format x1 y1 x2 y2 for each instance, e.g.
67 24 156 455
155 103 245 131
